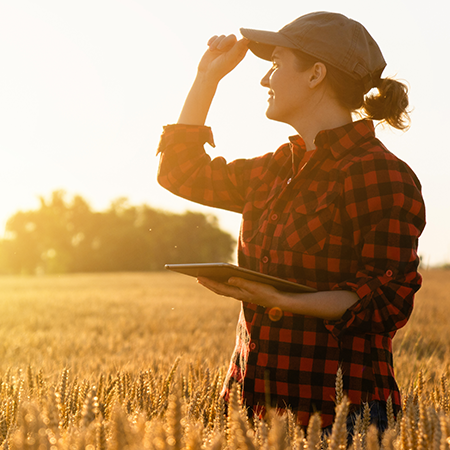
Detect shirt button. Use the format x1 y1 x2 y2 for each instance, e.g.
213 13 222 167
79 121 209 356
271 213 278 221
249 342 257 350
386 269 393 277
262 256 269 264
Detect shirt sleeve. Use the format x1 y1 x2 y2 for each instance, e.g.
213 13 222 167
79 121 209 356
323 153 426 338
157 124 254 214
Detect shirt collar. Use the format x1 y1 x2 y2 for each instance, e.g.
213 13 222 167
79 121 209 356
314 119 375 160
288 119 375 161
288 134 307 154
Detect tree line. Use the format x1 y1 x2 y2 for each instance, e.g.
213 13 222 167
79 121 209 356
0 191 236 275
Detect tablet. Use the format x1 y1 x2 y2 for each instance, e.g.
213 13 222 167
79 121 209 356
164 262 316 293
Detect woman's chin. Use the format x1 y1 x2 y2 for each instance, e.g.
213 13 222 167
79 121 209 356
265 108 285 123
265 106 277 121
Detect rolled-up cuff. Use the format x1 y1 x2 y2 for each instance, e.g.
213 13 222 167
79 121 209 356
156 124 215 155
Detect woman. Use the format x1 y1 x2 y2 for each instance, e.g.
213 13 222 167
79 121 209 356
157 11 425 429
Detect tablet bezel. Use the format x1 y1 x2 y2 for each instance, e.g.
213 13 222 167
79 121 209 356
164 262 316 293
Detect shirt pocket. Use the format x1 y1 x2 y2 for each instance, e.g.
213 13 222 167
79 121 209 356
241 186 279 244
281 190 340 255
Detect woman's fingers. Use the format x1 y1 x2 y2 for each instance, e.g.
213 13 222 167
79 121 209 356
197 35 249 85
197 277 246 299
197 276 280 306
207 34 238 52
207 35 218 46
207 35 225 51
217 34 238 51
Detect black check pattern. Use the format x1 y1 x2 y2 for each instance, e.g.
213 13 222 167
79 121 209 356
157 120 425 427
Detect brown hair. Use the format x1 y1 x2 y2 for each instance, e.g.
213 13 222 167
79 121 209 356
292 49 410 131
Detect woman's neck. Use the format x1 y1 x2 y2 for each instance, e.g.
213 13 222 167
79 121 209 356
291 94 353 151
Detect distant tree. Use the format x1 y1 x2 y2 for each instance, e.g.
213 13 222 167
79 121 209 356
0 191 235 274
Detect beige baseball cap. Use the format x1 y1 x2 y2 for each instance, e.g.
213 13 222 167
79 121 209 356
240 11 386 94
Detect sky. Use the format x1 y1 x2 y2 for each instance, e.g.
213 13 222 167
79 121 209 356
0 0 449 267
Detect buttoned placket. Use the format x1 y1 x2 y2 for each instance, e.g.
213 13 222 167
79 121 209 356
257 148 323 273
271 149 322 211
251 147 326 354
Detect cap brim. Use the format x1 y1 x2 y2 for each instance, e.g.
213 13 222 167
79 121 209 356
240 28 295 61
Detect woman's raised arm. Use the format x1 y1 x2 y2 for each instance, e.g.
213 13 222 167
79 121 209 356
177 35 249 126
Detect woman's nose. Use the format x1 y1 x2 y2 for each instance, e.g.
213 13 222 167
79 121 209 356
260 69 272 87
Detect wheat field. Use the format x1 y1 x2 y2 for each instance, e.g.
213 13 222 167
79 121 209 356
0 269 448 449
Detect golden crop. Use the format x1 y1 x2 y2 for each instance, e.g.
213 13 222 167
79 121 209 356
0 270 448 449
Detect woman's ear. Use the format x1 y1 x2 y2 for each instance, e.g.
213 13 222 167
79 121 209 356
309 62 327 88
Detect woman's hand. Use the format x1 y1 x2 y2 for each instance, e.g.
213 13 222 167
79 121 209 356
197 35 249 85
197 276 281 305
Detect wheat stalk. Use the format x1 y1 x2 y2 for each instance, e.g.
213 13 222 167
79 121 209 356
166 392 183 450
335 367 344 407
305 411 321 450
328 396 349 450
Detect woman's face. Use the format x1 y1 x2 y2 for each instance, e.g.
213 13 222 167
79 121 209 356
260 47 315 126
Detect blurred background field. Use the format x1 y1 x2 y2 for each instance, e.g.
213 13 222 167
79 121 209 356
0 271 240 377
0 269 448 387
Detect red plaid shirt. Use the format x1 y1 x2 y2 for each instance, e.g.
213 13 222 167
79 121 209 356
157 120 425 427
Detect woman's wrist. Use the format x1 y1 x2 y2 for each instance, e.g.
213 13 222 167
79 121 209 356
272 290 359 321
193 70 221 90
